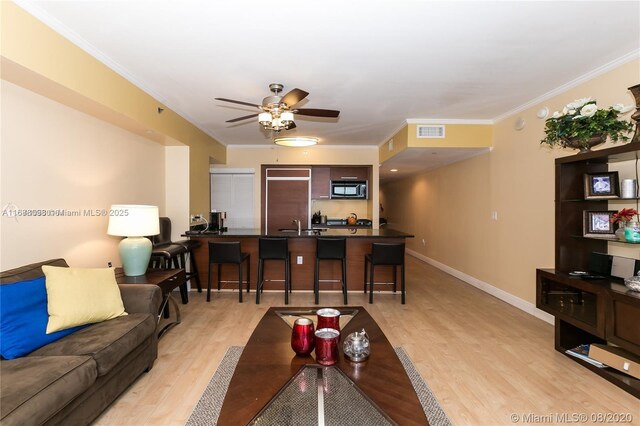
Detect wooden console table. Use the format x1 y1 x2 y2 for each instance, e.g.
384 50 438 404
536 269 640 397
115 268 186 337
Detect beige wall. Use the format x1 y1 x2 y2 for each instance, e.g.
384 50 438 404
1 1 225 215
165 146 191 240
381 59 640 305
215 145 380 228
0 80 166 270
380 122 493 163
407 123 493 148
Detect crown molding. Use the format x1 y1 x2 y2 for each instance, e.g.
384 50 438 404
405 118 494 125
493 49 640 123
377 120 409 147
227 144 378 149
12 0 219 141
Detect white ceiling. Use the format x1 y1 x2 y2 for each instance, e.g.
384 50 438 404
15 0 640 179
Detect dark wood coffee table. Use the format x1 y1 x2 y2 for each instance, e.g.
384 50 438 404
218 306 429 425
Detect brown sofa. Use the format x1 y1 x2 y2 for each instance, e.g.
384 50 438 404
0 259 162 426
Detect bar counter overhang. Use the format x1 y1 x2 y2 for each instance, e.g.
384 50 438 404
184 228 414 294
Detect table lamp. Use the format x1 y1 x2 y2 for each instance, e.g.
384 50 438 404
107 205 160 276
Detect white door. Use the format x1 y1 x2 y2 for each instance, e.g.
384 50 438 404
210 172 255 229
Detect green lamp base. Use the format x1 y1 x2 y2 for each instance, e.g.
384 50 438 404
119 236 152 276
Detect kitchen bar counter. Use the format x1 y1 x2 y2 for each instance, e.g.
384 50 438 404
184 228 413 296
184 228 412 238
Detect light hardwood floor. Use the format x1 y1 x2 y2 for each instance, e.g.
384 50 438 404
95 256 639 425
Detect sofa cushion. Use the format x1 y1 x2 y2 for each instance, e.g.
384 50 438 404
29 313 156 376
0 355 97 426
42 266 127 333
0 276 86 359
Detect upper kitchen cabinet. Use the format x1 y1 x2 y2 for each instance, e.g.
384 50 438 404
330 166 370 181
311 166 372 200
311 167 330 199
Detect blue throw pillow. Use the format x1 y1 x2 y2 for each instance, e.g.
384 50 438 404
0 276 85 359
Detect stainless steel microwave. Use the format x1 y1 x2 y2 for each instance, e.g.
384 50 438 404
330 180 367 199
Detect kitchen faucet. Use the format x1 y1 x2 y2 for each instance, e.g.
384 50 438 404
292 219 301 232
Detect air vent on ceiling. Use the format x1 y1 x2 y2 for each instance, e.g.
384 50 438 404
417 125 445 139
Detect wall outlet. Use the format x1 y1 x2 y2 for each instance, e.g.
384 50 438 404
107 261 112 268
421 238 426 246
297 256 303 265
491 211 498 221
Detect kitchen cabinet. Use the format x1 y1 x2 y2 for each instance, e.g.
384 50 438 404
311 167 330 199
330 166 369 181
312 166 371 199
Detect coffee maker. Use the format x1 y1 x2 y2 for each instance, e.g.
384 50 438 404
209 211 227 233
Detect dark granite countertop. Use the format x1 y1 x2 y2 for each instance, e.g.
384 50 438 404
183 228 413 238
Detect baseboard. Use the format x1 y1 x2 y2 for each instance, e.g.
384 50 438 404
406 249 554 325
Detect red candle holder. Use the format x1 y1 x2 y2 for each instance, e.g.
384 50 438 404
317 308 340 333
291 317 315 356
315 328 340 365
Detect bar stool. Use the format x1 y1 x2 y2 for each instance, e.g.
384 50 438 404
256 238 290 305
314 238 347 304
364 242 406 304
158 217 202 293
149 221 189 304
207 241 251 303
174 239 202 293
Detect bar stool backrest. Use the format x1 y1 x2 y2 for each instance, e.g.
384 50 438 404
151 217 172 246
316 238 346 259
209 241 242 263
371 242 405 265
259 238 288 260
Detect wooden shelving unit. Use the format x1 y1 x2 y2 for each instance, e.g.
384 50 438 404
537 143 640 398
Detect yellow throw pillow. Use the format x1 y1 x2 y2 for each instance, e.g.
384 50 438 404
42 266 127 334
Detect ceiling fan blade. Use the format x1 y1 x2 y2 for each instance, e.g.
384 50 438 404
281 88 309 107
294 108 340 118
215 98 261 108
226 113 259 123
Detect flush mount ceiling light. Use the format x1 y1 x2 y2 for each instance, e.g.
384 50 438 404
215 83 340 134
273 137 319 147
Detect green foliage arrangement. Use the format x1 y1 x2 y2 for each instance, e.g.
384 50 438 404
541 98 634 149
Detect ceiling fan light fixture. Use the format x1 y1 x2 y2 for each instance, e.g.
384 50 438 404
274 137 318 147
217 83 339 134
258 112 272 126
280 111 294 126
271 117 283 130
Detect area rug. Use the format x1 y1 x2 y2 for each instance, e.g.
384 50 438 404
186 346 451 426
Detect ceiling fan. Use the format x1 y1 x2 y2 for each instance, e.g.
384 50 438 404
215 83 340 133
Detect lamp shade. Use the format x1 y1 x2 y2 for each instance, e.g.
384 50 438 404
258 112 272 125
107 205 160 237
281 112 294 123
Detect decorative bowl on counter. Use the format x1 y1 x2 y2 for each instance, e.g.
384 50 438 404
623 276 640 292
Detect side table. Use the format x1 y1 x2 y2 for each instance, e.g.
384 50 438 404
115 268 187 337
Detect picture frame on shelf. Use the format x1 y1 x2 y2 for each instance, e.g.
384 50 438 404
584 172 620 199
583 210 617 238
